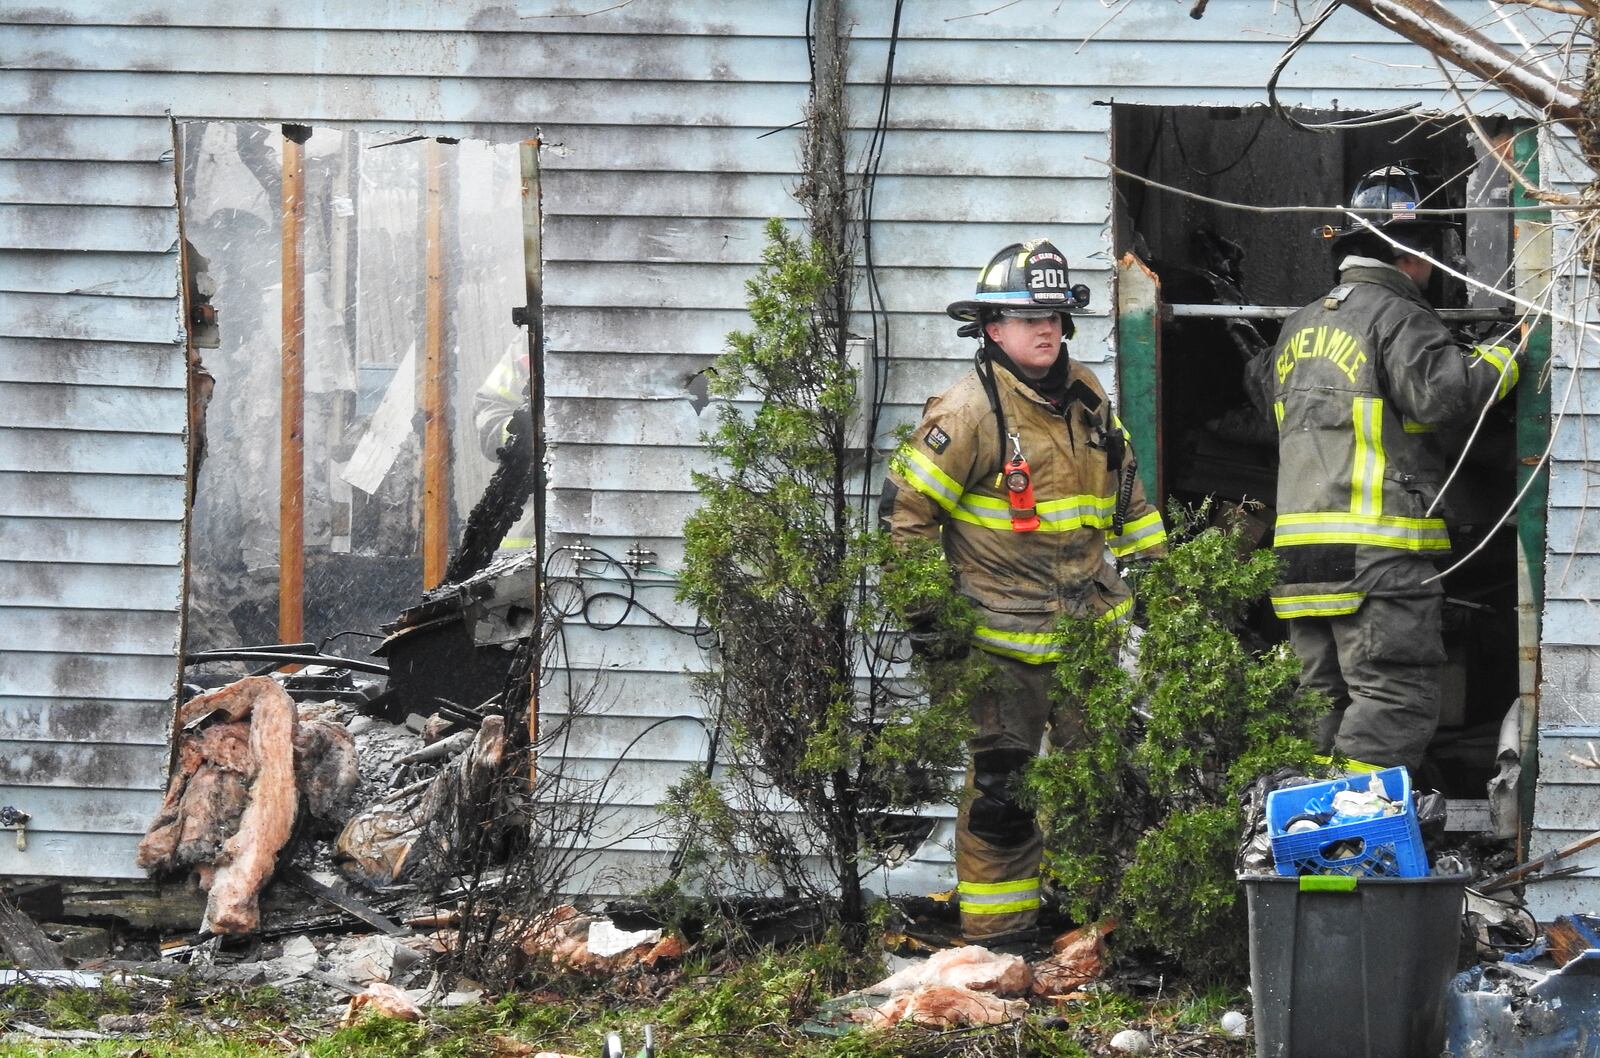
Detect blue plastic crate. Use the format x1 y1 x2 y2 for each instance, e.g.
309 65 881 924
1265 766 1429 878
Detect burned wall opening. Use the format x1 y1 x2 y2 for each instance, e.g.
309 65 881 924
177 122 532 661
1114 105 1524 798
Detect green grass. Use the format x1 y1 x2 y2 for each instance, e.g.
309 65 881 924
0 946 1250 1058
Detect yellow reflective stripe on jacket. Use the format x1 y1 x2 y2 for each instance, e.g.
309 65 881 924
974 599 1132 663
951 492 1120 533
1273 401 1284 429
1108 509 1167 558
1274 511 1450 551
1350 397 1384 517
1269 590 1366 619
958 877 1040 915
897 447 964 513
1474 344 1519 401
1402 419 1436 434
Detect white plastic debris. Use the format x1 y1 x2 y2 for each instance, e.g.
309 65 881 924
585 920 662 959
0 970 103 988
1109 1028 1153 1054
1220 1010 1249 1036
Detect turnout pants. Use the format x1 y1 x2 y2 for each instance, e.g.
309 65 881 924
955 653 1085 943
1288 592 1445 773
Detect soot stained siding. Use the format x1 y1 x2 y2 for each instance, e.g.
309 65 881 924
0 1 1591 903
0 54 185 875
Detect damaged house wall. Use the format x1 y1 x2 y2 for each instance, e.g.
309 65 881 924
1519 128 1600 922
1 2 1591 907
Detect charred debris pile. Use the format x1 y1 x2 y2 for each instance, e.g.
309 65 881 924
0 544 693 1010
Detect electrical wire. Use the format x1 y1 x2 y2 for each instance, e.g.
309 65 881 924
1266 0 1423 133
856 0 907 695
859 0 905 510
1166 107 1271 178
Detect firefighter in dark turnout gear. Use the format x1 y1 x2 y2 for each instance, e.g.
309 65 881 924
879 240 1166 945
1250 165 1519 772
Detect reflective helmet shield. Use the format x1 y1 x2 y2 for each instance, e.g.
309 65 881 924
1018 244 1071 305
975 241 1071 307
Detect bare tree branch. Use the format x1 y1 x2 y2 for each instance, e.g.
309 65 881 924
1497 0 1597 17
1331 0 1584 127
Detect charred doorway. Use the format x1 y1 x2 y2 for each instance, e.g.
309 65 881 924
176 122 536 661
1112 105 1535 803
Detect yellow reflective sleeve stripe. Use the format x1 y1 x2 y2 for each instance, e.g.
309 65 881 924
1273 401 1284 429
896 446 964 512
1474 344 1519 401
1108 510 1167 557
1402 419 1437 434
1270 591 1366 619
1350 397 1384 517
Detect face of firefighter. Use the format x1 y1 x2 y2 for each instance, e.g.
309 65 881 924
984 314 1063 379
1394 251 1433 290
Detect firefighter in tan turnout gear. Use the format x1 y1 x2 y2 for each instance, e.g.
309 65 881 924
879 240 1166 947
1252 164 1520 773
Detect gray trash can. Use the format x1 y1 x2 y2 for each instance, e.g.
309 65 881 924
1242 874 1467 1058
